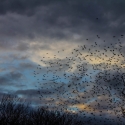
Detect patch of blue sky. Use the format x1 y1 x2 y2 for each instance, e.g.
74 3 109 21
21 70 35 89
0 64 35 91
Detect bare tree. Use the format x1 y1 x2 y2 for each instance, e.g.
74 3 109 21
0 94 83 125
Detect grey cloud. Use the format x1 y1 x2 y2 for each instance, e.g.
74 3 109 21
8 71 22 80
19 62 35 69
15 42 29 51
15 88 56 97
30 43 51 51
15 89 39 96
0 77 10 85
0 0 59 15
0 71 24 86
0 0 125 44
9 53 29 61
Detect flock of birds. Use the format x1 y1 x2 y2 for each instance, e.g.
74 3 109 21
33 32 125 124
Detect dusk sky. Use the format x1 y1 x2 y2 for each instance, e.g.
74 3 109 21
1 0 125 124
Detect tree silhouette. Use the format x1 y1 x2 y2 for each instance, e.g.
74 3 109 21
0 94 83 125
0 94 30 125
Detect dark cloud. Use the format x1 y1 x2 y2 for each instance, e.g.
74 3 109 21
0 0 125 45
0 0 58 15
0 71 23 86
0 77 10 85
8 71 22 80
0 0 125 19
15 42 29 51
30 43 51 51
15 89 39 96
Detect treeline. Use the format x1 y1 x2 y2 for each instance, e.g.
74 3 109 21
0 94 83 125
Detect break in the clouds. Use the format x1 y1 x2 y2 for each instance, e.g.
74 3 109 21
1 0 125 124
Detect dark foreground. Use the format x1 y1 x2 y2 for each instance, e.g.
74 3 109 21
0 94 123 125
